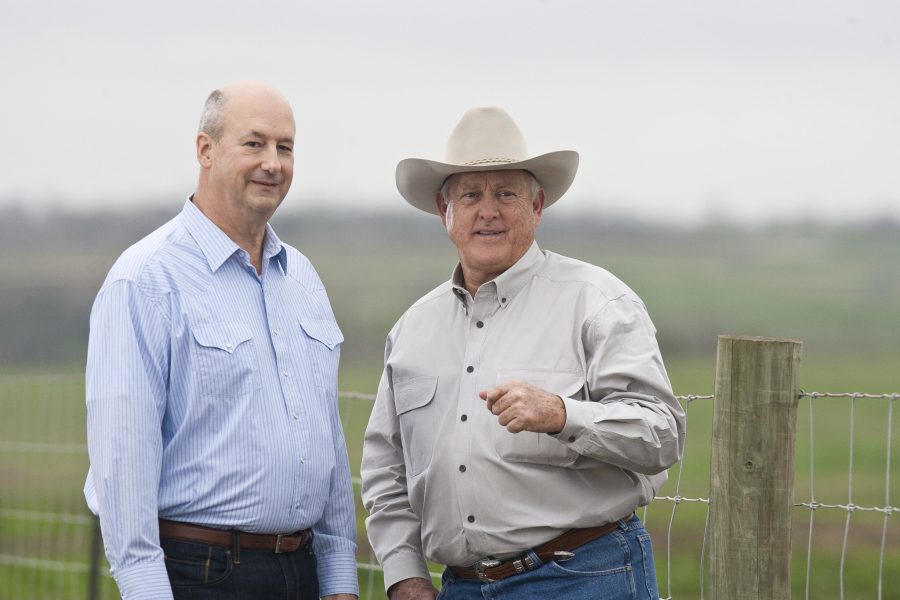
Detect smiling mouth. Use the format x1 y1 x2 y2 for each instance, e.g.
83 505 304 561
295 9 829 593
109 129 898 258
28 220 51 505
475 230 505 236
251 180 279 188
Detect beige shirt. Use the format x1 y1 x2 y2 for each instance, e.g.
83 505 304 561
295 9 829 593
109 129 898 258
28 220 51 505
361 243 685 589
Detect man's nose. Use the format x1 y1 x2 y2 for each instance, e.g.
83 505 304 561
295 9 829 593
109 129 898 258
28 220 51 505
260 145 282 174
477 195 502 219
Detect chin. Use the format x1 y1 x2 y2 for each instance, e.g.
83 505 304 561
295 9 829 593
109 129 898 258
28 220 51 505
247 195 284 213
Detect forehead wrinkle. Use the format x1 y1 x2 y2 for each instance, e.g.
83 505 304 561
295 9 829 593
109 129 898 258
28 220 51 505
451 171 530 192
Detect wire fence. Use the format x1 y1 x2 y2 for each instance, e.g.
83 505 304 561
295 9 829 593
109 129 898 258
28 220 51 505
0 374 897 599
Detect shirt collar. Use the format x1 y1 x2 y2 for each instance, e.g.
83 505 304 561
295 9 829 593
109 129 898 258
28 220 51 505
182 198 286 273
451 241 545 308
262 224 288 273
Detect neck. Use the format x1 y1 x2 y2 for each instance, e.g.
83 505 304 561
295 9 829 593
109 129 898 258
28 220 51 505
192 193 269 273
460 266 501 297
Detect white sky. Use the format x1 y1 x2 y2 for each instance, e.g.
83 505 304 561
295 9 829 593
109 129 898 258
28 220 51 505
2 0 898 224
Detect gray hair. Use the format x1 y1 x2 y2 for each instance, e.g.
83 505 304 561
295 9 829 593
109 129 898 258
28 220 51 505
439 171 542 204
198 89 228 141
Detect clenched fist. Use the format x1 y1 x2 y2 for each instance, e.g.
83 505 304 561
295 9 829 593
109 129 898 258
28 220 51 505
480 380 567 434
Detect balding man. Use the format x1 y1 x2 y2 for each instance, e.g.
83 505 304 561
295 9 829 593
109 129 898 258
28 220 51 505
85 82 358 600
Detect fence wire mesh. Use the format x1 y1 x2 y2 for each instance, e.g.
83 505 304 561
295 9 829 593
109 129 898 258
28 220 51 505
1 375 897 599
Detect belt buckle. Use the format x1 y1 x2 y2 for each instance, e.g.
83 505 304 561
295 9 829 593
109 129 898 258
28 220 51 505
473 558 501 583
274 534 286 554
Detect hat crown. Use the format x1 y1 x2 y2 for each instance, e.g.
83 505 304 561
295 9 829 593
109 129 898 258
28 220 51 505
445 107 529 167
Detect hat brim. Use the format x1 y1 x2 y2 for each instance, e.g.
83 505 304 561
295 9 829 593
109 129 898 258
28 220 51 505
396 150 579 215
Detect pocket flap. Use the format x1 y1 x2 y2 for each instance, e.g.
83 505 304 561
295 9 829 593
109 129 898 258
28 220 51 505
191 322 253 354
299 319 344 349
495 368 585 399
394 376 438 415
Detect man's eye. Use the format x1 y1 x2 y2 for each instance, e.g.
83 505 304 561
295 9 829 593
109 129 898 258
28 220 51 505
278 145 293 153
244 141 261 148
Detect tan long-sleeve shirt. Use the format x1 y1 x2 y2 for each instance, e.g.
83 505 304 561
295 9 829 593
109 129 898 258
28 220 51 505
361 242 685 590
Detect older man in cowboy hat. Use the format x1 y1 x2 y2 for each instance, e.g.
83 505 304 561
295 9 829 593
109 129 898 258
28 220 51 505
361 107 685 599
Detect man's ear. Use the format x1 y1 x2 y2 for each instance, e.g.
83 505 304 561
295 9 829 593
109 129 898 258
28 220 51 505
436 192 449 227
533 188 546 217
196 132 214 168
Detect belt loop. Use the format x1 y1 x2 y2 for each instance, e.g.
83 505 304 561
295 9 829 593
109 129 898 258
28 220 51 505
232 530 241 565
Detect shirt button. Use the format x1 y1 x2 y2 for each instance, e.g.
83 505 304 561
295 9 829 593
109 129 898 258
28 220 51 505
466 366 474 373
467 515 475 523
283 370 289 377
300 457 305 464
568 435 576 442
460 414 468 422
501 297 507 303
292 413 299 420
459 465 466 472
476 321 484 328
295 502 301 509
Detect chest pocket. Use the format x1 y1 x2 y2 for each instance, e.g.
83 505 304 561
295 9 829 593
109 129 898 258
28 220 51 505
299 318 343 392
492 368 584 467
393 376 439 478
191 322 260 398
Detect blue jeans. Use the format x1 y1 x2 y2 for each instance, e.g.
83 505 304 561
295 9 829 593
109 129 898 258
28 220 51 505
437 515 658 599
161 535 319 600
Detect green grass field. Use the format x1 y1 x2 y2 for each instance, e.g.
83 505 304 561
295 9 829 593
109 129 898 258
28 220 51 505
2 354 899 598
1 216 898 598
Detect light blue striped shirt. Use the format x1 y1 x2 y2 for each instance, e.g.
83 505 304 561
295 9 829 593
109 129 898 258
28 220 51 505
84 199 358 599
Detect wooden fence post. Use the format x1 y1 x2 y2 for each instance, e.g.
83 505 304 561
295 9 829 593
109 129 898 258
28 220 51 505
708 335 803 599
88 514 102 600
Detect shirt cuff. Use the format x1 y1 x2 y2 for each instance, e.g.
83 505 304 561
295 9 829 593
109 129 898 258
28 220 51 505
317 551 361 597
114 560 173 600
381 551 433 593
553 396 598 445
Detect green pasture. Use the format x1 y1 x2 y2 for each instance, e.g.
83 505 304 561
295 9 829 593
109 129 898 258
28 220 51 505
2 214 899 597
2 354 899 598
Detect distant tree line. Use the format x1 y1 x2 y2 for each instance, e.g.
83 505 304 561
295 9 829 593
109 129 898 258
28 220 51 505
1 203 897 369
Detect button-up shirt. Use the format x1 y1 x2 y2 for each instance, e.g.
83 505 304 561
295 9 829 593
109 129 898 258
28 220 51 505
361 242 685 590
84 199 358 599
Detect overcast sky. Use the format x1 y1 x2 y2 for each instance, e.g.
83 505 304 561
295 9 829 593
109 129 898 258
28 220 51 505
2 0 898 224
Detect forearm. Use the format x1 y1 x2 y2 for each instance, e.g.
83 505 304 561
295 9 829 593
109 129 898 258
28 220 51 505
86 280 170 596
314 404 360 597
573 298 685 472
554 391 683 473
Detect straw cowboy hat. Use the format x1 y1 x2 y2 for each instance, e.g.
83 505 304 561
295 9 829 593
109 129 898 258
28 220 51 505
396 107 580 215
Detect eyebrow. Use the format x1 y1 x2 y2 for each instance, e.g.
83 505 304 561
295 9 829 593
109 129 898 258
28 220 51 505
455 178 522 190
242 130 295 144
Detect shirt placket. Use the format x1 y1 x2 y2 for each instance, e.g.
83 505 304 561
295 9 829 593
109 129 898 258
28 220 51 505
261 260 307 517
455 285 500 536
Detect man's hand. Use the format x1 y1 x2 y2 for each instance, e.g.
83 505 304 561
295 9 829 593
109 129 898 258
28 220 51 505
480 380 567 433
387 577 439 600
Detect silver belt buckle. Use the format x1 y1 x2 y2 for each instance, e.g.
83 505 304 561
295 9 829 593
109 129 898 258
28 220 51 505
274 534 286 554
473 558 501 583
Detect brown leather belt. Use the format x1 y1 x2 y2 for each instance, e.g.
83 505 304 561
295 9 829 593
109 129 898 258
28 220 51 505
159 519 310 554
450 515 632 583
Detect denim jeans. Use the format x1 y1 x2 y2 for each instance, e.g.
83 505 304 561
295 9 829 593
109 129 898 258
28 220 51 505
161 534 319 600
437 515 658 600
